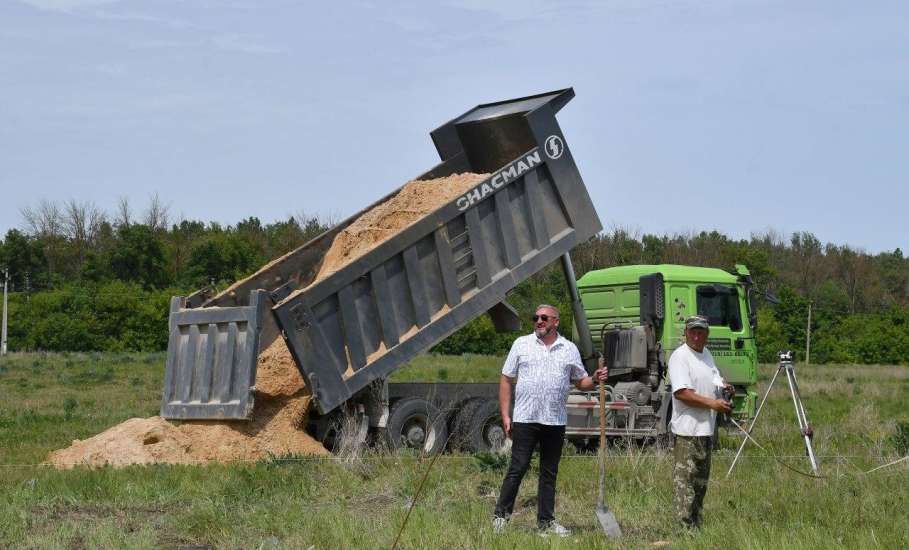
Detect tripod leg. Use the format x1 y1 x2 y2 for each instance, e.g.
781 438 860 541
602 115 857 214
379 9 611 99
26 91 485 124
726 365 783 478
785 367 820 474
789 368 813 435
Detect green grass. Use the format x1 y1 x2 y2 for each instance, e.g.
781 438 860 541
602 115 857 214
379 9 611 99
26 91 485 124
1 353 908 548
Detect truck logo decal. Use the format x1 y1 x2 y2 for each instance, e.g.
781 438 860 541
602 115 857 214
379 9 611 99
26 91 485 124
455 150 542 211
544 135 564 159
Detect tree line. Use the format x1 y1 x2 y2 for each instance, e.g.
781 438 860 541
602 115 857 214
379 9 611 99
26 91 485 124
1 198 907 364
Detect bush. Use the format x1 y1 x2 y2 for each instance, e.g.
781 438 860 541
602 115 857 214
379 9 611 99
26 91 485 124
432 316 514 355
6 282 184 352
755 308 789 363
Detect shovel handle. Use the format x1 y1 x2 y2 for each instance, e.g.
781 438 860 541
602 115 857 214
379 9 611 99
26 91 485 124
597 379 607 509
598 381 607 450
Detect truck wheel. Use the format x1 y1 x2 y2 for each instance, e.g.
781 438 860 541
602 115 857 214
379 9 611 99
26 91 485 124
312 409 360 454
455 398 507 454
384 398 448 455
451 398 484 451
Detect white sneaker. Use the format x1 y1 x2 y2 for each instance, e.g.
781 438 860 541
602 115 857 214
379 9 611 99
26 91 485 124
539 521 571 537
492 516 508 534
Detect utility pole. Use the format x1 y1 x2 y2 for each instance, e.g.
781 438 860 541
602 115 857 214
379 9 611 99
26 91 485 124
805 300 812 367
1 268 8 356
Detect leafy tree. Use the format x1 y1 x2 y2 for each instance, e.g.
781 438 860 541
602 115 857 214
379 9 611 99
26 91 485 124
432 315 513 355
755 308 789 362
0 229 49 291
183 233 260 287
108 224 169 289
15 286 101 351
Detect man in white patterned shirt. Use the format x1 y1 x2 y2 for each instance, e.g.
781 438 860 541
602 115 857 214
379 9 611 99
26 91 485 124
492 304 608 537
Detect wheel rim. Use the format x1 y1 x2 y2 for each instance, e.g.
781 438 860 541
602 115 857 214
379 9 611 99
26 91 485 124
401 415 433 450
484 417 505 451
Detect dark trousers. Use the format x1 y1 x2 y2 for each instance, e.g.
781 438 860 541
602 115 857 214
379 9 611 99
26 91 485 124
494 422 566 526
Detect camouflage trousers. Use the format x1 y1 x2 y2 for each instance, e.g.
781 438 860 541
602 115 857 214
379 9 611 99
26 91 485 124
672 435 713 527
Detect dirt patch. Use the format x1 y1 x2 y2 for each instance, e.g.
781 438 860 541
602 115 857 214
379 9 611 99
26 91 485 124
33 503 167 522
48 172 487 468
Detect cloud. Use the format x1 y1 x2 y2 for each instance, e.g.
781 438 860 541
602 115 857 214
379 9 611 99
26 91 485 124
128 35 283 55
443 0 564 21
128 38 196 50
16 0 120 13
92 10 195 29
210 34 283 55
381 14 431 33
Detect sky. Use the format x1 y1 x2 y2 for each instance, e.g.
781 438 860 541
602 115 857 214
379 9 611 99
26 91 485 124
2 0 907 254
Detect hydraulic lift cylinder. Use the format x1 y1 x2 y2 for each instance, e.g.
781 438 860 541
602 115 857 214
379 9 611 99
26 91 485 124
561 253 596 373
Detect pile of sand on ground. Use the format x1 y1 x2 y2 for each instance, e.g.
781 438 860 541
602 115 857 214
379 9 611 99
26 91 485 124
49 340 327 469
316 173 487 279
48 172 487 469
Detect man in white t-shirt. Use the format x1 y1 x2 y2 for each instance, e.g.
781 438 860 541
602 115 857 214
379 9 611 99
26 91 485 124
492 304 608 537
668 314 734 528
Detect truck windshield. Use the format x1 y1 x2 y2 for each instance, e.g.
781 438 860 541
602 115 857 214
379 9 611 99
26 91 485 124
696 285 742 331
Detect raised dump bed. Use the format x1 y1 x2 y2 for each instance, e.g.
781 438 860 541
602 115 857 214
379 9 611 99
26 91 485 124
160 88 601 419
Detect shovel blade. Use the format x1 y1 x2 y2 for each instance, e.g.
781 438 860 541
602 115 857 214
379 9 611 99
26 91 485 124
595 507 623 539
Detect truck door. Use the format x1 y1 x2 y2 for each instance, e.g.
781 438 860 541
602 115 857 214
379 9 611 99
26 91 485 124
695 284 752 387
667 284 691 352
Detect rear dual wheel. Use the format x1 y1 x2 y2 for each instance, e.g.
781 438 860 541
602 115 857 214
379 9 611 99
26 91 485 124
384 398 449 455
452 398 507 454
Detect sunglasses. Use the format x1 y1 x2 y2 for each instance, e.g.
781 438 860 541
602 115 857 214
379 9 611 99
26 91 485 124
532 314 557 322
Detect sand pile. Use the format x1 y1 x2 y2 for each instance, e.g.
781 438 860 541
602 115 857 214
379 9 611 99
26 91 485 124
49 340 327 468
48 172 487 468
316 173 487 279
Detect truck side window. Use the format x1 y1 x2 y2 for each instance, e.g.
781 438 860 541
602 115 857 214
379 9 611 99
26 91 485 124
696 285 742 331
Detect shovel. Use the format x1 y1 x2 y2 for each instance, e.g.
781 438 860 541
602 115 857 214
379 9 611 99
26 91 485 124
596 380 623 538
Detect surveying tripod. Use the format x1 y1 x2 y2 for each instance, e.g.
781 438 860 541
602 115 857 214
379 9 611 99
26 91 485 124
726 351 819 477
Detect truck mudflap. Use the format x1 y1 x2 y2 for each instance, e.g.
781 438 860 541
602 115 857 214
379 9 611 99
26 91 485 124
160 290 267 420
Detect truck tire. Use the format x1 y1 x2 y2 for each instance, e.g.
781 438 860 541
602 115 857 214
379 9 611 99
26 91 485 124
384 398 448 455
453 398 507 454
311 409 360 454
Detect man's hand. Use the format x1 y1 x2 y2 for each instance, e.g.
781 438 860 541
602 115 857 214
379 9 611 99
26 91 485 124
499 374 513 438
595 356 609 383
674 388 733 413
593 367 608 383
712 398 733 414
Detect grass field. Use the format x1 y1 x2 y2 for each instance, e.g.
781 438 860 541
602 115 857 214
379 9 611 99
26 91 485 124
1 352 907 549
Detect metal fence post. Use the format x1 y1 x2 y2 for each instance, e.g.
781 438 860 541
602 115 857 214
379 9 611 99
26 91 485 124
1 268 8 355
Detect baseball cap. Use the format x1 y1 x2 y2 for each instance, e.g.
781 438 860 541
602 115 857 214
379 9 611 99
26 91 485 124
685 315 709 330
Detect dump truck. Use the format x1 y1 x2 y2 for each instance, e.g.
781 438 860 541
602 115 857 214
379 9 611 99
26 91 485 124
159 88 758 454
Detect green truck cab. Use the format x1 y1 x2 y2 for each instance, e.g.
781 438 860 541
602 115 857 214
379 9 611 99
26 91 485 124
565 264 758 441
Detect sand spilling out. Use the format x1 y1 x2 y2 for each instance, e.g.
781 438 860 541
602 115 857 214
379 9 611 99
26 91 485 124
49 173 487 468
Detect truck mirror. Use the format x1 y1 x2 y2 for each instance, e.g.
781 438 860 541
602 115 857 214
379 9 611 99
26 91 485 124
639 273 664 327
764 289 780 305
748 289 758 330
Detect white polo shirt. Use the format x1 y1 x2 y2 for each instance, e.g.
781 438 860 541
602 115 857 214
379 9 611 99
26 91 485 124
668 344 725 437
502 333 587 426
